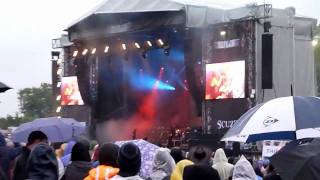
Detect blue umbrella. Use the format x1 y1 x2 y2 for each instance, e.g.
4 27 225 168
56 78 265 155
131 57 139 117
12 117 85 143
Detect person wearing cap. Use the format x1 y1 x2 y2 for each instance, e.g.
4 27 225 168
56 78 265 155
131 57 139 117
12 131 48 180
183 164 221 180
111 143 143 180
85 143 120 180
188 145 212 165
212 148 234 180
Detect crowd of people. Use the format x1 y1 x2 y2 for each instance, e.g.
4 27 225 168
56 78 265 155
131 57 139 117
0 130 282 180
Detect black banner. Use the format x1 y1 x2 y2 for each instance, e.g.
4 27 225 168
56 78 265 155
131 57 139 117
202 20 256 136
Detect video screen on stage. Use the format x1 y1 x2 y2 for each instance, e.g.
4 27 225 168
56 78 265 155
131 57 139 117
61 76 84 105
205 60 245 100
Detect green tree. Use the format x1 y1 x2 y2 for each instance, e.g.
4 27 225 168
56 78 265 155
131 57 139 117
0 83 56 129
18 83 56 121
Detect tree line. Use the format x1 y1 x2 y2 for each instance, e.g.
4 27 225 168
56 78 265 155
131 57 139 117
0 83 56 129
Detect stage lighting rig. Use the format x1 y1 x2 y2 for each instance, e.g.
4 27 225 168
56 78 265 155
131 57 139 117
104 46 109 53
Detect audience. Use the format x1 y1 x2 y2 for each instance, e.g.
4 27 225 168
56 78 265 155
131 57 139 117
12 131 48 180
148 148 175 180
212 148 234 180
171 160 193 180
183 164 221 180
26 143 58 180
111 143 143 180
62 142 92 180
232 156 257 180
84 143 120 180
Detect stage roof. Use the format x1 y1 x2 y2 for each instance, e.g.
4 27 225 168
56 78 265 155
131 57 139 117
67 0 317 41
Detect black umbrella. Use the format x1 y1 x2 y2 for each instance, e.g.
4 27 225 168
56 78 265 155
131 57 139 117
0 82 11 93
270 138 320 180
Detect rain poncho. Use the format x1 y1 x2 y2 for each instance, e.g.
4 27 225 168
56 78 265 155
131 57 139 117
26 143 58 180
84 165 119 180
232 156 256 180
170 160 193 180
149 148 176 180
212 148 234 180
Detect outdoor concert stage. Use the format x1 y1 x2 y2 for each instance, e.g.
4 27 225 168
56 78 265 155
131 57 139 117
52 0 316 145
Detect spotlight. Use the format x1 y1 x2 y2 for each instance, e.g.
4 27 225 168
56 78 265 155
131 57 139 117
72 50 78 57
104 46 109 53
197 61 201 65
82 49 88 55
161 67 164 70
312 39 318 47
57 68 62 75
56 95 61 101
158 39 164 46
165 80 169 83
56 106 61 113
91 48 96 54
184 80 187 83
122 44 127 50
134 42 141 49
57 82 61 87
57 59 63 64
147 41 152 47
220 31 226 37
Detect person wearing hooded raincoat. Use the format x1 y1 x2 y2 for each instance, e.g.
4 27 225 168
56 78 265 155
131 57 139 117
170 160 193 180
232 156 257 180
26 143 59 180
148 148 176 180
212 148 234 180
84 143 120 180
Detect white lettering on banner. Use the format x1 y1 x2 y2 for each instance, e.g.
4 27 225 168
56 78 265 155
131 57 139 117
214 39 240 49
262 140 288 158
217 120 237 130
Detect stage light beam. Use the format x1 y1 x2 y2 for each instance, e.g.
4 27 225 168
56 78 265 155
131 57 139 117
82 49 88 55
104 46 109 53
135 42 141 49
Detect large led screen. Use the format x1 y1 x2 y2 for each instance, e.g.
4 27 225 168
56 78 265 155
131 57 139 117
61 76 84 105
205 60 245 100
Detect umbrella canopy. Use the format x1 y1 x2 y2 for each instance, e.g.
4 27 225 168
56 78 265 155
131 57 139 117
115 139 159 179
270 138 320 180
221 96 320 143
12 117 86 143
0 82 11 93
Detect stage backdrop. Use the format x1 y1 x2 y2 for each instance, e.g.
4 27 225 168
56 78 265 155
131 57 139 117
202 20 256 137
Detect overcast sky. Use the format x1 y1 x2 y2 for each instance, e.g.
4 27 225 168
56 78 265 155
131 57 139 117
0 0 319 118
